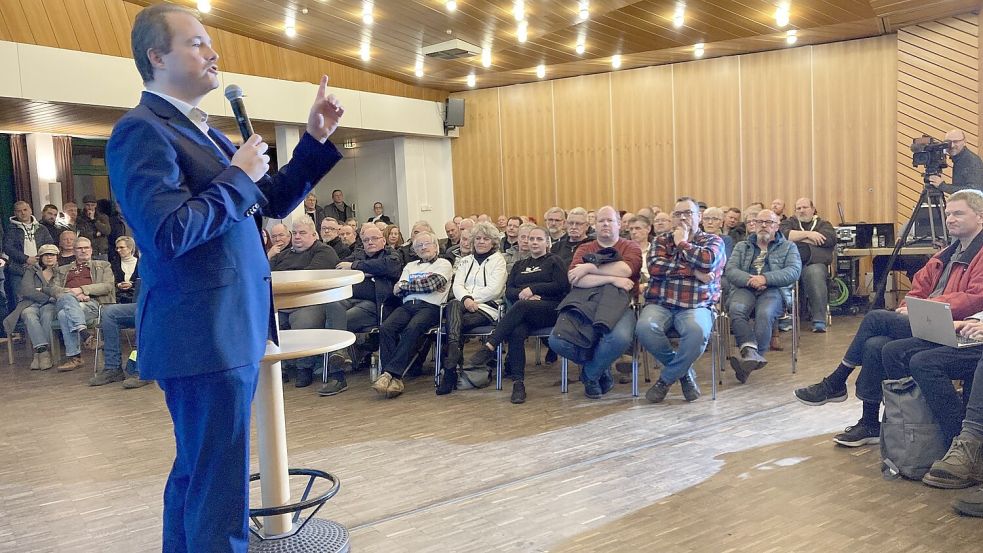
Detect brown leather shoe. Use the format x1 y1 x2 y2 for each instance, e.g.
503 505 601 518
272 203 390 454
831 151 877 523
57 356 84 372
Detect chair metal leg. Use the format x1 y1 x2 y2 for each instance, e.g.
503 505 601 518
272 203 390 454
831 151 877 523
93 326 101 375
710 325 719 401
791 288 799 374
6 335 13 366
560 358 569 394
535 339 542 365
631 339 640 397
495 342 503 391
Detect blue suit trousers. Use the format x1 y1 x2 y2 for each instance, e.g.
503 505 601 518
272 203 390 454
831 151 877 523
158 364 259 553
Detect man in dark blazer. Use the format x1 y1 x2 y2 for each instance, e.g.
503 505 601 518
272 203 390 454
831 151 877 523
105 4 344 552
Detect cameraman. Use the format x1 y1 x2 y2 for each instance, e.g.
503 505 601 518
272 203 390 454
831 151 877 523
929 129 983 193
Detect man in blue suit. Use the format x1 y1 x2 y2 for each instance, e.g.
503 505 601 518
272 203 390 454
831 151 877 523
105 4 345 552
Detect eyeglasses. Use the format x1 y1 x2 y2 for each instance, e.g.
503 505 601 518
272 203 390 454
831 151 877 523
751 220 778 227
413 242 437 250
672 210 697 218
703 216 723 222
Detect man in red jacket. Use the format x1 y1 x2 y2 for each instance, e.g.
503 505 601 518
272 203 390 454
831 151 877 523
795 190 983 447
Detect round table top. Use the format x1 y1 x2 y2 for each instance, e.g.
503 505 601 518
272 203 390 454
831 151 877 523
271 269 364 295
263 329 356 362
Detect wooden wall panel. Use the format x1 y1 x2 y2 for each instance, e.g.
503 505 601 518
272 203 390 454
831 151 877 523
739 47 814 210
553 74 613 211
611 65 676 213
498 82 556 220
0 0 447 102
673 56 742 209
450 88 504 218
897 14 979 223
813 36 897 224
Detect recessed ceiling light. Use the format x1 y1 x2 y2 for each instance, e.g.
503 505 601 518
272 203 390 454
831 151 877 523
786 29 797 45
446 0 457 12
536 64 546 78
466 73 476 87
611 54 622 69
415 60 424 77
481 47 492 68
775 3 790 28
301 7 308 15
575 42 585 55
513 0 525 21
673 2 685 28
360 42 371 61
578 1 589 21
517 20 528 43
197 0 211 13
362 2 374 25
694 42 705 58
285 24 297 38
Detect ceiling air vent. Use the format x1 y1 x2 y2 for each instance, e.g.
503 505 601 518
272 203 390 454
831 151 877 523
422 39 481 60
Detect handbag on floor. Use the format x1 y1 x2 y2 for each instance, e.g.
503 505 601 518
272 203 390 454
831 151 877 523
880 377 947 480
456 367 492 390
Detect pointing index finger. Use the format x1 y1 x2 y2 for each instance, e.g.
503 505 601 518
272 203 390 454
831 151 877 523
316 75 328 101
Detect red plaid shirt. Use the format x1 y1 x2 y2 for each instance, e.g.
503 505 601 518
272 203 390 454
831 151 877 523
645 231 726 309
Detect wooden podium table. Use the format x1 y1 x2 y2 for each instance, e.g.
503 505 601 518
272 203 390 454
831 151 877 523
253 269 363 538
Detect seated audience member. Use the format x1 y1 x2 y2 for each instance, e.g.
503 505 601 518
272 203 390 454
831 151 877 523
701 206 733 258
771 198 787 221
267 223 290 260
398 221 435 265
637 207 655 220
270 219 341 388
440 219 462 254
496 215 508 236
548 206 642 399
77 195 111 258
437 222 507 394
723 207 744 243
385 224 405 251
345 218 360 234
338 224 358 252
468 226 569 403
89 301 149 389
627 215 654 291
57 230 76 266
374 221 388 232
454 228 474 270
458 218 476 234
110 236 140 304
620 211 634 238
551 207 591 268
5 201 55 280
501 216 521 252
302 191 324 227
652 211 673 235
46 237 116 372
504 223 534 273
544 207 567 243
921 320 983 517
780 198 836 332
725 209 801 383
373 232 453 399
795 190 983 446
586 209 597 235
39 204 61 242
328 224 403 395
636 198 726 403
323 189 355 223
477 214 491 224
3 244 60 370
62 201 79 232
367 202 392 225
320 217 351 258
261 228 273 254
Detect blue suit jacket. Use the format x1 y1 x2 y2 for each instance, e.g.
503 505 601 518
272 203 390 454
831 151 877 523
106 92 342 380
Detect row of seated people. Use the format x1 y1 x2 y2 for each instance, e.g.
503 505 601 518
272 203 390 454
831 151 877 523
2 233 146 388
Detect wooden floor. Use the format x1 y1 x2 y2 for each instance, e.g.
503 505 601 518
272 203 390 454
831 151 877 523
0 315 981 552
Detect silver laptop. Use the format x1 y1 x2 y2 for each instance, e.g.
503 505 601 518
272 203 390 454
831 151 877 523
906 297 983 348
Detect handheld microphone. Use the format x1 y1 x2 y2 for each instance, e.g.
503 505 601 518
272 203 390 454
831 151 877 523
223 84 254 141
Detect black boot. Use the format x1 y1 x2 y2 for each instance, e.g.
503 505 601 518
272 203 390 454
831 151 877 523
436 368 458 395
444 342 463 371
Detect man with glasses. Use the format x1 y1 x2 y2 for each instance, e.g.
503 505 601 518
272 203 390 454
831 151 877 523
544 207 567 242
725 209 802 384
551 207 592 268
637 198 726 403
780 198 836 332
46 236 116 372
930 129 983 193
319 217 350 258
374 231 453 399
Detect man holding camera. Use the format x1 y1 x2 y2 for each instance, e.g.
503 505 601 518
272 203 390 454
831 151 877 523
929 129 983 193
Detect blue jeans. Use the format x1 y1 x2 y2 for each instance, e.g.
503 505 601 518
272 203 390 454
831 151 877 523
21 303 56 349
965 356 983 439
728 287 784 352
549 308 636 385
832 309 913 401
55 294 101 357
158 364 258 553
801 263 829 323
100 303 137 371
881 337 979 444
635 303 712 385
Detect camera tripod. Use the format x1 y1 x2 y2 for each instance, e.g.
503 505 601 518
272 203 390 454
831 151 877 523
870 176 948 309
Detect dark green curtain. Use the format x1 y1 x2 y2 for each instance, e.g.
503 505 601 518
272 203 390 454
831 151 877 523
0 134 15 228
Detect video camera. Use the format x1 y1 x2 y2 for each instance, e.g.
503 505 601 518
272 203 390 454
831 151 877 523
910 135 951 178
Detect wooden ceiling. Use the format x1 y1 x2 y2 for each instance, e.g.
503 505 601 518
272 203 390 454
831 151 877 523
0 97 398 145
125 0 981 91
